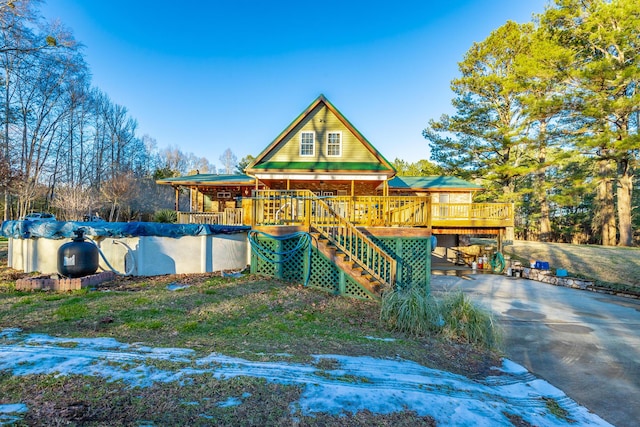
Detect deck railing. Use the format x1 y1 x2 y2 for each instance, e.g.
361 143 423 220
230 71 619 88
179 193 513 229
251 190 311 225
430 203 514 227
328 196 430 227
177 208 244 225
251 192 431 227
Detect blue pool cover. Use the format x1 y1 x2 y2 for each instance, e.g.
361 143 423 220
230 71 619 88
1 220 251 239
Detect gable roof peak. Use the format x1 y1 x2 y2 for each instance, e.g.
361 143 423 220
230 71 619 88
246 94 395 175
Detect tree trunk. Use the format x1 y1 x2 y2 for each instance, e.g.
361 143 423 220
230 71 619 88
595 160 616 246
539 195 551 241
616 159 633 247
537 140 551 242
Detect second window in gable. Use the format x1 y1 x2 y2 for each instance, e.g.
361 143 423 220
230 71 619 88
327 132 342 157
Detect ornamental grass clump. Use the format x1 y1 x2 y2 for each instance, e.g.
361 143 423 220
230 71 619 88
380 285 442 337
153 209 177 223
380 285 501 350
439 291 501 349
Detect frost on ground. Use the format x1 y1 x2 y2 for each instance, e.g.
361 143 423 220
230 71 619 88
0 328 612 427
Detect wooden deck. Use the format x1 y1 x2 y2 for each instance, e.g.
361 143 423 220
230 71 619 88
177 192 514 231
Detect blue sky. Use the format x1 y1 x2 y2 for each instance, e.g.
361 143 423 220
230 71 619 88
41 0 548 171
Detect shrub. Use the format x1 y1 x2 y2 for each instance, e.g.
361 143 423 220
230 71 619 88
154 209 177 223
380 285 500 349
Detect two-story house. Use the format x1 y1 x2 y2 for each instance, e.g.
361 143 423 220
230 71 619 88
157 95 513 299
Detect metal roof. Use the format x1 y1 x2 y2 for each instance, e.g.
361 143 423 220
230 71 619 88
385 176 483 191
156 174 257 186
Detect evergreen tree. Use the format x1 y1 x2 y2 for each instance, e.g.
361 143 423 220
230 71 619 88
541 0 640 246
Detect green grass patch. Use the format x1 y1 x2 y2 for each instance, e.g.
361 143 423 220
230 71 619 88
544 397 574 423
54 300 89 321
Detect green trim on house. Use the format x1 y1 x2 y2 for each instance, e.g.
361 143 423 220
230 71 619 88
252 161 390 172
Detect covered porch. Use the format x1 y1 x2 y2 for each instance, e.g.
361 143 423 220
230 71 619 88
156 174 265 225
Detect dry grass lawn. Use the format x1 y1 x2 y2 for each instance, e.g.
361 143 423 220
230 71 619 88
501 240 640 291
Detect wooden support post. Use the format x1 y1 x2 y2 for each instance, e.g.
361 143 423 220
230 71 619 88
395 237 403 287
275 239 284 280
304 197 311 228
425 235 432 293
174 187 179 212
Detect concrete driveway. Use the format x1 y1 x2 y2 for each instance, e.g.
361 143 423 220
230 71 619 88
431 273 640 427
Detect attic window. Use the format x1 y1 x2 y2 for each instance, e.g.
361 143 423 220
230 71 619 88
300 131 315 156
327 132 341 157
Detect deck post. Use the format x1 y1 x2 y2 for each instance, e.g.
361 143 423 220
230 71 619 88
338 271 346 295
304 197 311 228
425 235 431 293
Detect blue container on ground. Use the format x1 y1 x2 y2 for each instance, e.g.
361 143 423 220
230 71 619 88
534 261 550 270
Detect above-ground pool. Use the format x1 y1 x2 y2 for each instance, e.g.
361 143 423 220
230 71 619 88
1 221 251 276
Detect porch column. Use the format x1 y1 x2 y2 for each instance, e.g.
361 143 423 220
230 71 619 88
174 186 179 211
351 180 355 196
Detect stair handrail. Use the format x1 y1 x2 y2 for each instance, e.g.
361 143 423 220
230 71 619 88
309 195 396 289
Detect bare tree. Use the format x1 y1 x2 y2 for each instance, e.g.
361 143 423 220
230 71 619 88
51 185 98 221
219 148 237 174
101 171 135 222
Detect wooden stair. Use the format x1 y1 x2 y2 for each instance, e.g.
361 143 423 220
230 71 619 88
311 232 383 295
251 190 397 297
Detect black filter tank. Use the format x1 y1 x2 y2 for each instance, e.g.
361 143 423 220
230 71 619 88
57 228 99 278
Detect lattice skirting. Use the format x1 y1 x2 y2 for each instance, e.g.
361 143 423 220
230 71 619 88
370 236 431 290
250 235 432 300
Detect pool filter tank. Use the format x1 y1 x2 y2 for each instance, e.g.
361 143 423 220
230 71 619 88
57 228 99 278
